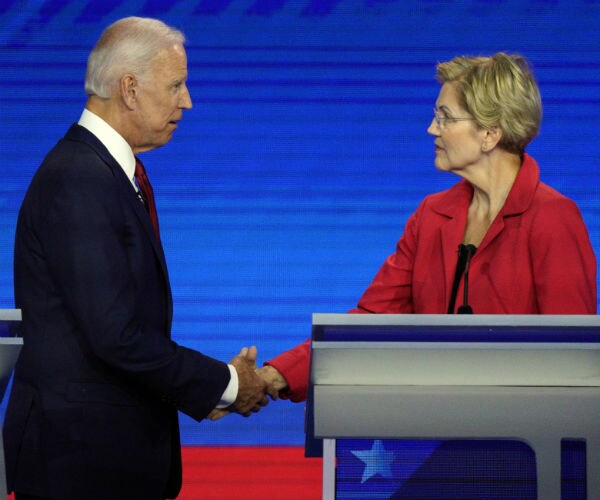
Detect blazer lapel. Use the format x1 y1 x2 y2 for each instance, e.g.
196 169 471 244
431 180 472 308
439 215 464 308
476 153 539 254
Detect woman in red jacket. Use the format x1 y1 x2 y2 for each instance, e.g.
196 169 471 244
258 52 597 403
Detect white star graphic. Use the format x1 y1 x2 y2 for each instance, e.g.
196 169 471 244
351 439 396 484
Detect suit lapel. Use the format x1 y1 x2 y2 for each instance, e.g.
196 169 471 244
64 124 171 287
121 173 170 273
120 173 174 332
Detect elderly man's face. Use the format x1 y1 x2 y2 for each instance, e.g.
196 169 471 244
132 43 192 152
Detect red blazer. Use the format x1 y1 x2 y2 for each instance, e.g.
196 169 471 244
267 153 597 402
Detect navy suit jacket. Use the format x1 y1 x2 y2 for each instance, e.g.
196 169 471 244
4 124 230 499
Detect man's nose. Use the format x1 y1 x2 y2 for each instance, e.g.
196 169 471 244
180 85 192 109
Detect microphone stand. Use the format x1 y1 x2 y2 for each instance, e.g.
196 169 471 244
457 244 476 314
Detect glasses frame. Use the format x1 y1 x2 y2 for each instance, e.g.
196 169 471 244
433 108 475 129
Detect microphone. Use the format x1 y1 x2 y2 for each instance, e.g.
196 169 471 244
457 244 476 314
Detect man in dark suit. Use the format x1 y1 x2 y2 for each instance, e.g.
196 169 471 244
3 17 273 500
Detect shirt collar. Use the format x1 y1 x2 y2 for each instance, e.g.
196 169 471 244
78 108 136 188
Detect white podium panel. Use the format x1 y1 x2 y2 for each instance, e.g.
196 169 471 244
0 309 23 500
308 314 600 500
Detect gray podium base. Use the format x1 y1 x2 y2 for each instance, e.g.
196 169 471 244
315 385 600 500
0 429 6 500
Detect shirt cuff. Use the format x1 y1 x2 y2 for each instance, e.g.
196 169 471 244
216 364 238 409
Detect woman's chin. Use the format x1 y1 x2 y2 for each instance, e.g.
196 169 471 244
433 158 450 172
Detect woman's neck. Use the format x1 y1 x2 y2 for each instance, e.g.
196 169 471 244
462 150 522 245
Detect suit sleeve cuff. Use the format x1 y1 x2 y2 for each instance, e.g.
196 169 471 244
216 364 238 408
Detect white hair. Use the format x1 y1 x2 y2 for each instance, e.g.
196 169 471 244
84 17 185 98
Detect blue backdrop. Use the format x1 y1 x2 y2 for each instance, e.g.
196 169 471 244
1 0 598 459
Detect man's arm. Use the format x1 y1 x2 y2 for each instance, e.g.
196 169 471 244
35 154 268 420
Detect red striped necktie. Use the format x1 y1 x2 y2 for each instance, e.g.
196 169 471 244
134 157 160 241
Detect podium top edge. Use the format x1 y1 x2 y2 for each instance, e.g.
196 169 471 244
0 309 22 321
311 313 600 327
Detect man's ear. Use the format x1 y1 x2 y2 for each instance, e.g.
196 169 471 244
120 74 137 109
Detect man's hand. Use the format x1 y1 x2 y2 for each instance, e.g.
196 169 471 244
207 347 281 421
228 346 271 417
207 407 229 421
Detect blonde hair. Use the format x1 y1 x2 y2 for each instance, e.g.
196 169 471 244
436 52 542 154
85 17 185 99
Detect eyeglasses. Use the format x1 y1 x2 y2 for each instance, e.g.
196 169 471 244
433 108 474 129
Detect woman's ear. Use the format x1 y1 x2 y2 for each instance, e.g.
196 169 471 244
481 125 502 152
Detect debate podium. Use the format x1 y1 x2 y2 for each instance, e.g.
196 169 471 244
307 314 600 500
0 309 23 500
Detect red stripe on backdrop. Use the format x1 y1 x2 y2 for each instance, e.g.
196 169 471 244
7 446 322 499
179 446 322 499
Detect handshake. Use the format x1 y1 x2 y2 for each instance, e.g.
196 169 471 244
208 346 287 421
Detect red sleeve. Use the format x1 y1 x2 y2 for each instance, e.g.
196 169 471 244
265 304 374 401
530 196 597 313
351 203 421 314
266 204 424 402
265 339 310 402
